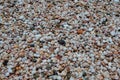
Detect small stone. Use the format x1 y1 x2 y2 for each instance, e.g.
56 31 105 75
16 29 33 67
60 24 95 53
89 66 95 73
19 50 25 57
29 44 35 47
35 34 41 40
53 70 58 75
8 67 13 73
31 58 37 63
33 73 39 79
49 75 62 80
82 71 87 77
62 24 73 30
60 69 67 76
69 76 75 80
19 15 24 20
58 39 66 46
114 74 119 79
97 74 104 80
102 71 110 78
3 60 8 66
5 72 10 77
72 58 77 61
88 27 93 31
34 53 40 57
111 67 116 71
110 31 116 36
77 29 85 34
114 0 119 3
55 55 62 60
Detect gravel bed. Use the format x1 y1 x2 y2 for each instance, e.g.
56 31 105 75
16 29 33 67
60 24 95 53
0 0 120 80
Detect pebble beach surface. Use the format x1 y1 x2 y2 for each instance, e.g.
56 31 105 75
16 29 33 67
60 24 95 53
0 0 120 80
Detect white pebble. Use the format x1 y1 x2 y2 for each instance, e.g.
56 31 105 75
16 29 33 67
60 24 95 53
110 31 116 36
34 53 40 57
50 75 62 80
19 15 24 20
70 76 75 80
89 66 95 72
114 0 119 3
88 27 93 31
111 67 116 71
5 72 10 77
102 71 110 78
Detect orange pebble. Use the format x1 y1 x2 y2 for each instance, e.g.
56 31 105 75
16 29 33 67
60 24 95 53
77 29 85 34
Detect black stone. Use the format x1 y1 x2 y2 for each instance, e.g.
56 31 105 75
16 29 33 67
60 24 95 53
82 71 87 77
30 44 35 47
3 60 8 66
53 70 58 75
58 39 66 46
40 40 45 43
31 58 37 62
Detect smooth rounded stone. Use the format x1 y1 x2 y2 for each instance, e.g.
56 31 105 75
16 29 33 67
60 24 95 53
82 62 90 68
89 76 95 80
49 75 62 80
96 61 101 66
19 15 25 20
58 39 66 46
89 66 95 73
82 71 87 77
100 55 105 59
72 58 77 62
113 74 119 79
17 0 24 4
114 0 119 3
54 48 59 54
5 72 10 77
62 24 73 30
111 67 116 71
117 69 120 75
110 31 116 36
69 76 75 80
102 71 110 78
60 69 67 76
0 16 2 23
4 45 9 50
34 53 40 57
96 74 104 80
113 58 119 63
88 27 93 31
0 5 3 9
103 59 108 64
43 46 49 49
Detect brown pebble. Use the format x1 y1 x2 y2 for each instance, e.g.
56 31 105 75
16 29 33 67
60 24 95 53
77 29 85 34
19 50 25 57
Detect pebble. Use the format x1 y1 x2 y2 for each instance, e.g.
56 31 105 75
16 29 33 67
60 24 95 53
110 31 116 36
77 29 85 34
3 60 8 66
58 39 66 46
49 75 62 80
89 66 95 73
102 71 110 78
69 77 75 80
114 0 119 3
88 27 93 31
35 34 41 40
19 15 25 20
34 53 40 57
29 44 35 47
82 71 87 77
